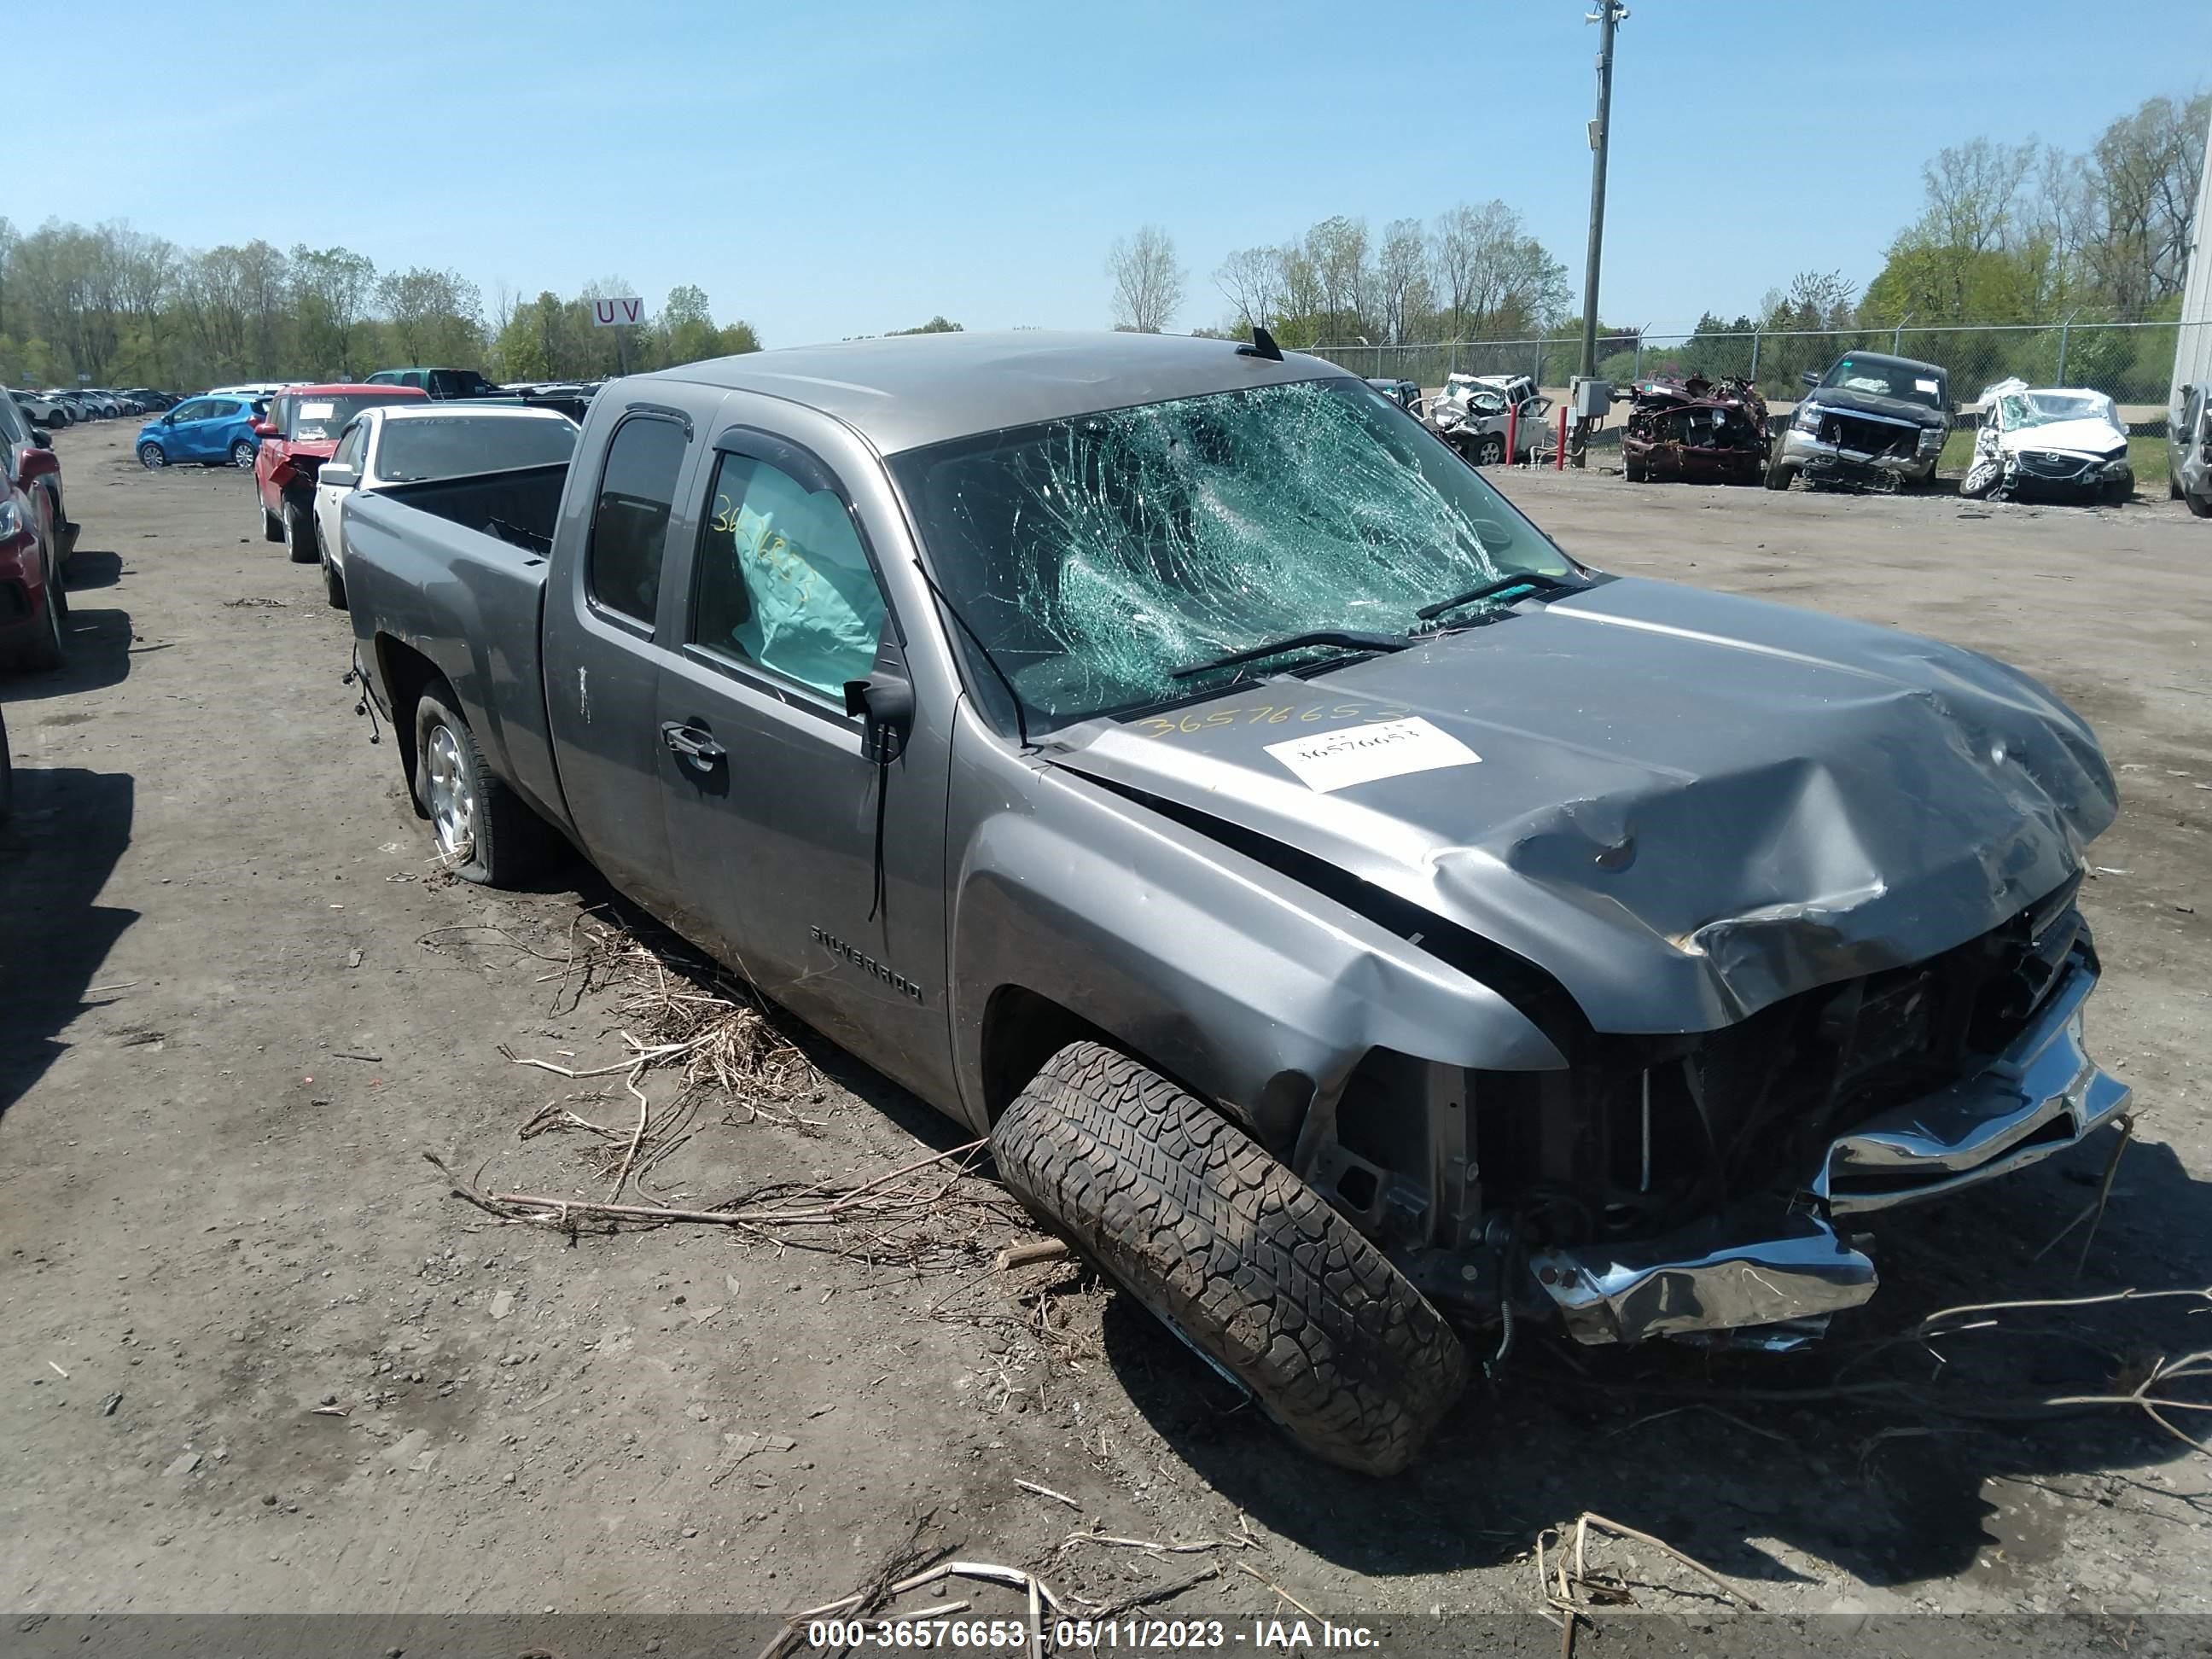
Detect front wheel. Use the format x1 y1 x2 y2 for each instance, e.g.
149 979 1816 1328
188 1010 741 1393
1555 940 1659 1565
991 1042 1469 1476
1475 434 1505 466
138 443 167 470
2187 489 2212 520
1622 453 1647 482
283 499 317 563
230 439 256 469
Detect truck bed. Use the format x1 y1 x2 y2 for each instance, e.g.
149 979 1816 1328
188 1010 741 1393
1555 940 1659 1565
341 463 573 838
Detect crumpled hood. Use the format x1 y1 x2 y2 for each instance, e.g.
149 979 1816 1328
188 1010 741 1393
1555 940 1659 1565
1804 386 1947 429
1995 416 2126 457
1047 576 2116 1035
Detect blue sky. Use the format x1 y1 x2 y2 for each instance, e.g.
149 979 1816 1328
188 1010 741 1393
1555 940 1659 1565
20 1 2209 346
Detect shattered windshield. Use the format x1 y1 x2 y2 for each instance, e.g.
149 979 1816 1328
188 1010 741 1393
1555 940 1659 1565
889 377 1575 734
1998 390 2117 431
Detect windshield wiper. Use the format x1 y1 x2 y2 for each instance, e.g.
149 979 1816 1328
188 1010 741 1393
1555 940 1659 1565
1414 570 1585 624
1167 630 1409 682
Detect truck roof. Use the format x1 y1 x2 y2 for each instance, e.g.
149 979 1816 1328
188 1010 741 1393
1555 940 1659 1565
642 330 1353 456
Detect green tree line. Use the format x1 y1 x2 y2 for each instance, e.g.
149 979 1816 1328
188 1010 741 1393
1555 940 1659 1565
0 220 763 389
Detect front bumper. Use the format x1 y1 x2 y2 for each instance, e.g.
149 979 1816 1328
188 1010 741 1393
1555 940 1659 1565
1529 951 2127 1345
1779 426 1937 484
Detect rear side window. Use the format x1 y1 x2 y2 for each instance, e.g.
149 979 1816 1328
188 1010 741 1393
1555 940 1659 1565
586 416 689 626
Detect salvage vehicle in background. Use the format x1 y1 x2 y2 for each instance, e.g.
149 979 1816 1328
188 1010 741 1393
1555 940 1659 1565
1959 380 2133 504
1 391 73 566
1621 374 1769 484
1768 351 1951 491
366 366 504 400
340 331 2128 1476
0 394 73 672
2172 383 2211 518
253 384 428 556
1429 372 1550 464
137 394 267 469
12 390 68 428
310 403 579 608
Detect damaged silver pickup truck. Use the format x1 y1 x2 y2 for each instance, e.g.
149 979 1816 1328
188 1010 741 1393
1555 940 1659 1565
342 330 2127 1476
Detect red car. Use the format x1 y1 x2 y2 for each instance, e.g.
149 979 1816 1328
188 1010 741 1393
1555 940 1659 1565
254 384 427 560
0 390 73 673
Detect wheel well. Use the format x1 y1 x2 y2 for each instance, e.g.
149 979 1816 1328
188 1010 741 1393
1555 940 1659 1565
375 633 443 804
979 987 1107 1124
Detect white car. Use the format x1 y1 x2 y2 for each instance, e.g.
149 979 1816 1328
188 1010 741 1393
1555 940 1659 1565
1959 379 2133 504
1429 372 1551 464
311 402 579 608
10 391 67 427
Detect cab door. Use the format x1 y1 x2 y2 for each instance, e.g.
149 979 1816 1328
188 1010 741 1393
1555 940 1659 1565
653 428 953 1097
538 398 709 913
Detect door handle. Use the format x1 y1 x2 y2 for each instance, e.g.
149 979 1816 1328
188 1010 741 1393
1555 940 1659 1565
661 720 726 769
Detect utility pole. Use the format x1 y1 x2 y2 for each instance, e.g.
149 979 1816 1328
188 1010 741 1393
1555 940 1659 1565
1577 2 1626 385
1569 1 1626 468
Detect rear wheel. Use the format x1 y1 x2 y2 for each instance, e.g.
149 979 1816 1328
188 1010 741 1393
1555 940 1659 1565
410 681 559 885
230 439 256 469
1622 453 1647 482
261 504 284 542
2187 489 2212 520
991 1041 1469 1476
283 499 317 563
137 442 167 469
320 545 347 610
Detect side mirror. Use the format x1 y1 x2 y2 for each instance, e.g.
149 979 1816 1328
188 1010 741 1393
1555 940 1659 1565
162 413 178 425
253 421 279 438
842 667 916 765
1800 370 1821 388
318 463 358 491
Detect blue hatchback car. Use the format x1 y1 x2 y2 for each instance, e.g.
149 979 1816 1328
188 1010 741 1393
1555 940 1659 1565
137 395 268 469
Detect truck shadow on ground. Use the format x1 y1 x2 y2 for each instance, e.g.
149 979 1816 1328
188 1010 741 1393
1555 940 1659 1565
1103 1133 2210 1593
9 575 134 702
0 765 137 1119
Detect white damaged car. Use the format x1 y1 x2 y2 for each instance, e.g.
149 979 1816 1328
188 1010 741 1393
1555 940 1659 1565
1959 379 2133 504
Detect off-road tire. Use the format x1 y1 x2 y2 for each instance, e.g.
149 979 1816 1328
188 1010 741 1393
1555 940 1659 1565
992 1042 1468 1476
283 499 317 563
262 505 284 542
410 680 559 886
1764 458 1796 491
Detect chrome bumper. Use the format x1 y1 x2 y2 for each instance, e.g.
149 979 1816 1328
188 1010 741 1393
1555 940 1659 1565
1531 953 2128 1346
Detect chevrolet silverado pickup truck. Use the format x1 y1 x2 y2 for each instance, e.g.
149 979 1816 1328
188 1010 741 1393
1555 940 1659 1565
345 330 2128 1475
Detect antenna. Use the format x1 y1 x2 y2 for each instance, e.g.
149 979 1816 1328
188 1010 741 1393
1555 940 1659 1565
1237 326 1284 363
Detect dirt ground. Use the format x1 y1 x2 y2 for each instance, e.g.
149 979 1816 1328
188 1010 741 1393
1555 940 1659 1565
3 423 2209 1633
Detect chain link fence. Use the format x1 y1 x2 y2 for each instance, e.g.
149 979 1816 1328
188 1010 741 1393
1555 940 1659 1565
1300 321 2209 428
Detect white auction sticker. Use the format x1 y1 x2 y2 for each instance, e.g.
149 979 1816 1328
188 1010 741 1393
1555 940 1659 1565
1265 716 1481 793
